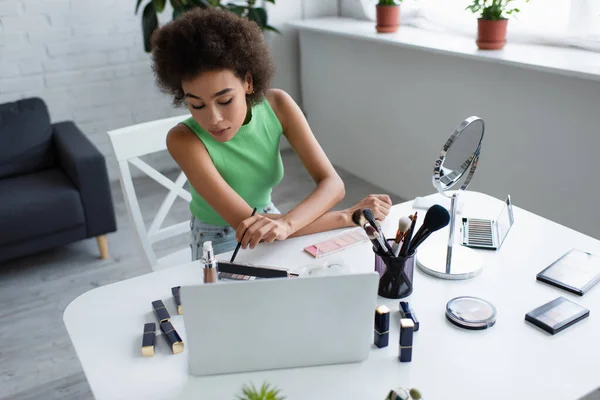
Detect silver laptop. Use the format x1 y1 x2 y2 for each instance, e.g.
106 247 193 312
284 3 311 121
180 271 379 376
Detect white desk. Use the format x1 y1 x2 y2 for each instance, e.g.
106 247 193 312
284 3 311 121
63 192 600 400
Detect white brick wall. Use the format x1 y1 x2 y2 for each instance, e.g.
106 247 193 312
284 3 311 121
0 0 186 181
0 0 339 182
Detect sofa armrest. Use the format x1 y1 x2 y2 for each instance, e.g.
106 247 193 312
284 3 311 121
53 121 116 238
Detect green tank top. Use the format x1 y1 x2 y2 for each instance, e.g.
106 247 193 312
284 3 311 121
181 98 285 226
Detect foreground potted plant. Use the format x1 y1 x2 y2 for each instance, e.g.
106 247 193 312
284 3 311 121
376 0 403 33
237 382 285 400
466 0 530 50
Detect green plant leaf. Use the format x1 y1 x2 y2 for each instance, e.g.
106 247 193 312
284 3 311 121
264 24 281 34
265 0 275 3
153 0 166 12
135 0 144 14
248 7 267 28
172 6 184 19
142 2 159 52
226 3 246 16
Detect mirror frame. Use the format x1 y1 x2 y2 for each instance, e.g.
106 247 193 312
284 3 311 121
433 116 485 197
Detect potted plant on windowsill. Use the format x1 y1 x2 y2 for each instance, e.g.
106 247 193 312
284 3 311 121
466 0 530 50
376 0 403 33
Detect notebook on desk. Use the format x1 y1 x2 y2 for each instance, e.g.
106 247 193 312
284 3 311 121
180 271 379 376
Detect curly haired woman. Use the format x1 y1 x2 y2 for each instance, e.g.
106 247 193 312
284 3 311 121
151 7 392 259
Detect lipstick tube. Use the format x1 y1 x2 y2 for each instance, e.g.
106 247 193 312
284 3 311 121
160 320 184 354
141 322 156 357
399 318 414 362
171 286 182 315
374 305 390 348
152 299 171 324
399 301 419 332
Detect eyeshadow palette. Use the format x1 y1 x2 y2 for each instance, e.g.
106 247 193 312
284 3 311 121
536 248 600 296
216 261 291 281
525 296 590 335
304 228 368 258
218 271 263 281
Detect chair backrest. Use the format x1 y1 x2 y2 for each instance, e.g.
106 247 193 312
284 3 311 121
107 114 192 271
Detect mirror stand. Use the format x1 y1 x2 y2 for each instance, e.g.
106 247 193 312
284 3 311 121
415 117 485 280
416 191 483 280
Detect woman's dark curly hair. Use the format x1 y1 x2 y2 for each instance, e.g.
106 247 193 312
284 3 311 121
150 7 275 107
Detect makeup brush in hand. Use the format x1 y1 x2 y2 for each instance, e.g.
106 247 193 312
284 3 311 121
407 204 450 254
353 209 392 255
362 208 394 254
392 216 412 257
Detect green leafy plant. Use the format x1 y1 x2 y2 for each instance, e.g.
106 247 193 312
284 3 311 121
135 0 280 52
377 0 403 5
466 0 530 20
236 382 285 400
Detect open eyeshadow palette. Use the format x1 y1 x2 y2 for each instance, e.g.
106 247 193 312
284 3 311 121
216 261 293 281
303 228 369 259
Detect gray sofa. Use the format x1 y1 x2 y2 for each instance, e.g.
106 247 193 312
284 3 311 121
0 97 116 264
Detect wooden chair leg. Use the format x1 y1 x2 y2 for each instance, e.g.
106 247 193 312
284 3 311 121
96 235 109 259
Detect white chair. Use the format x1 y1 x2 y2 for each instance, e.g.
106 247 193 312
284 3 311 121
107 114 193 271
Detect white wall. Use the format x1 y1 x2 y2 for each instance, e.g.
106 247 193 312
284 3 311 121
0 0 185 180
297 29 600 240
0 0 338 180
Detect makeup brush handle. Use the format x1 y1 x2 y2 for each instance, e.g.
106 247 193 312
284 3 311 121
407 231 432 254
392 242 401 257
376 235 392 256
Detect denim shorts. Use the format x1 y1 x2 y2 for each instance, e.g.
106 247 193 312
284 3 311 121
190 202 281 261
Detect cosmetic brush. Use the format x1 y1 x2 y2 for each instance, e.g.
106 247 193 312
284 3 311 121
407 205 450 254
362 208 394 254
230 207 257 263
399 212 418 257
393 216 412 257
365 225 386 255
353 209 391 256
351 209 369 229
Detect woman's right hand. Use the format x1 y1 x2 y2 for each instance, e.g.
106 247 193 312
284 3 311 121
235 214 294 250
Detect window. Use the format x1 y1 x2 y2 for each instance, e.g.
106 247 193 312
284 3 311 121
359 0 600 51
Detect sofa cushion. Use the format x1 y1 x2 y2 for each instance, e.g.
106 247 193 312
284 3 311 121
0 168 85 246
0 97 55 179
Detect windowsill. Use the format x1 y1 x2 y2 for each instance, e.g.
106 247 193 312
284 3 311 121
288 17 600 83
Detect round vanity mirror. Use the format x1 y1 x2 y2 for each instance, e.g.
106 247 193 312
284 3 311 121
416 117 485 280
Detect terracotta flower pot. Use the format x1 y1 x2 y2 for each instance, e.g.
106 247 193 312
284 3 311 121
376 5 400 33
477 19 508 50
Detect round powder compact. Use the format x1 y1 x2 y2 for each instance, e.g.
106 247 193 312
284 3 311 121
445 296 497 330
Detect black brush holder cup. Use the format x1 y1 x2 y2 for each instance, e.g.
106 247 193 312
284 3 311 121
374 240 415 299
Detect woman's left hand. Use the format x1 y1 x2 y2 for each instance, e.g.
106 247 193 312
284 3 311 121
236 214 293 249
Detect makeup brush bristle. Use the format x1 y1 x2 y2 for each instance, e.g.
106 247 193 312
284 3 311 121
362 208 375 223
398 216 411 233
351 209 366 227
424 204 451 231
365 225 379 239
